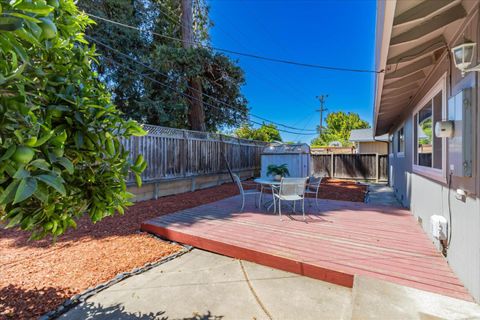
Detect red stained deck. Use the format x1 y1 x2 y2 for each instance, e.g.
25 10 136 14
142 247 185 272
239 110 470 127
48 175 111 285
141 196 472 301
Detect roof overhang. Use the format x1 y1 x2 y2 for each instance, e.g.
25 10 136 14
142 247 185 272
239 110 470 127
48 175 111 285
373 0 470 135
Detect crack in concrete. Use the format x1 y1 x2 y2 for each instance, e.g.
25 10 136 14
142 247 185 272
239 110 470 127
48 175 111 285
239 260 274 320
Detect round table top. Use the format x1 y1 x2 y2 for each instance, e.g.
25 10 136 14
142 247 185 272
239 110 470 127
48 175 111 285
253 178 281 185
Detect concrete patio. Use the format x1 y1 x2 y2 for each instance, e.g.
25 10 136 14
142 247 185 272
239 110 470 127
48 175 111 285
62 249 480 320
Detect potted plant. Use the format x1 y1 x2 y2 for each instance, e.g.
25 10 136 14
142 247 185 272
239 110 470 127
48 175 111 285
266 164 290 181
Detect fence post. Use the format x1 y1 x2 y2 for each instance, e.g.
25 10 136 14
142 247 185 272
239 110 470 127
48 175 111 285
182 130 188 178
330 153 334 178
375 153 379 183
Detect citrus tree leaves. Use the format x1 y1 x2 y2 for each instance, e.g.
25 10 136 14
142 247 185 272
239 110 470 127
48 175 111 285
14 177 37 204
14 2 55 16
0 0 146 239
0 16 24 31
35 174 65 195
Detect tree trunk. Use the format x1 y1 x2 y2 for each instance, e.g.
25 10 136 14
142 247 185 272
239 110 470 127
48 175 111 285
181 0 206 131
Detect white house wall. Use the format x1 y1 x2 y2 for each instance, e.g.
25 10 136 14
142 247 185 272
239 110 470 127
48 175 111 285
410 174 480 300
391 107 480 301
386 5 480 301
390 118 413 207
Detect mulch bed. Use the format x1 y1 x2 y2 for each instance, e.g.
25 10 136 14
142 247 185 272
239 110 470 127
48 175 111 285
317 178 368 202
0 178 366 319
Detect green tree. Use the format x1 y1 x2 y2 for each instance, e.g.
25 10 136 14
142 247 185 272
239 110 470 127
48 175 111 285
311 111 369 147
78 0 248 132
0 0 146 239
234 123 282 142
419 118 432 145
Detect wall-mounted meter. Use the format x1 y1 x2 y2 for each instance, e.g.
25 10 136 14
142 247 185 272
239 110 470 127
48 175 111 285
447 88 473 177
434 120 454 138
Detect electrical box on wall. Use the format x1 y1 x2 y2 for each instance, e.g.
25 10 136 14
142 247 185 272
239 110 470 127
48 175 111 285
447 88 473 177
430 215 448 241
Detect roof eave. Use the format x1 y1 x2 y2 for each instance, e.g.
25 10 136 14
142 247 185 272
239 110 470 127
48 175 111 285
373 0 397 136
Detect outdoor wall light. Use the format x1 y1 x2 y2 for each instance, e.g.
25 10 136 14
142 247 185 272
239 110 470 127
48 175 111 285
451 41 480 76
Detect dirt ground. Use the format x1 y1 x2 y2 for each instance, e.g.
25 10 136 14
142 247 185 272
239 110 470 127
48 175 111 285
0 179 366 319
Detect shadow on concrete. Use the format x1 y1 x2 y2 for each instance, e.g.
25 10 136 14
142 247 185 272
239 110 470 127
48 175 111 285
64 301 223 320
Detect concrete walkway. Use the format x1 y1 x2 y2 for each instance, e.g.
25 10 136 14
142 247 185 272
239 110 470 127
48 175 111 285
365 183 402 207
62 249 353 320
61 249 480 320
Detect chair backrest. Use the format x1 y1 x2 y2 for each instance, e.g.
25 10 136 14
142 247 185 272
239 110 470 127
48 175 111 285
309 176 323 187
279 177 307 197
232 174 244 196
307 175 323 192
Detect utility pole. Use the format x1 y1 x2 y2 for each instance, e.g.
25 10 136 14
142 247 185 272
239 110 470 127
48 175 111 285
316 95 328 135
181 0 206 131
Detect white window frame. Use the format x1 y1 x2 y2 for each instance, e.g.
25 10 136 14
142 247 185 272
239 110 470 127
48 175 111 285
396 127 405 158
411 73 447 182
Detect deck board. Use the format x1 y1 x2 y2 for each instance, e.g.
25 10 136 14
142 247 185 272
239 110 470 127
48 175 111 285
141 196 472 301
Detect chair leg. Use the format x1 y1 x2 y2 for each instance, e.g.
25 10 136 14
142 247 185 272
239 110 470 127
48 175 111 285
302 198 306 220
293 200 296 212
240 196 245 212
258 187 263 208
273 196 277 214
279 199 282 220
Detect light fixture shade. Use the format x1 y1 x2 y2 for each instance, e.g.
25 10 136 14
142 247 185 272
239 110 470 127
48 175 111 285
452 42 476 70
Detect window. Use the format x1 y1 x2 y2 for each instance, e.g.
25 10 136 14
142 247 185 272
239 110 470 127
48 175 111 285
397 127 404 155
412 74 446 179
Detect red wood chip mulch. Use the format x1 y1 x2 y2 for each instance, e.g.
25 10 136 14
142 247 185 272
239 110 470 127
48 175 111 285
0 178 366 319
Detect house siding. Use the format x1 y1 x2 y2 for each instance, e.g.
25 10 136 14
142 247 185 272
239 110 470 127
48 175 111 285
387 7 480 301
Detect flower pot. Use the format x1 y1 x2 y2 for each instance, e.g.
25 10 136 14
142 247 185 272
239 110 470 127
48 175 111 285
274 174 282 181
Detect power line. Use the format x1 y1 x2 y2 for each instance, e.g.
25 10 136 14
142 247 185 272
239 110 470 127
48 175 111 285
292 112 319 142
158 0 321 113
88 14 316 129
84 12 383 74
100 54 316 136
211 11 315 118
86 35 317 133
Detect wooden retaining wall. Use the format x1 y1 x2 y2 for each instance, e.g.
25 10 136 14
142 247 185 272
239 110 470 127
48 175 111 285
123 125 266 200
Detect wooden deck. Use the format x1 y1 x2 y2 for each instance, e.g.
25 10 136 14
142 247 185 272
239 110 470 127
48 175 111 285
141 196 472 301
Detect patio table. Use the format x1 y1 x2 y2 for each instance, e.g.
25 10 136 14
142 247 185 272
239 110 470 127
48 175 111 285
253 178 281 211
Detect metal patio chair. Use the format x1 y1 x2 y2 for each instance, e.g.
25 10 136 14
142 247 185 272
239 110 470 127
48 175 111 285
233 174 261 212
305 175 324 208
272 177 308 220
259 183 273 208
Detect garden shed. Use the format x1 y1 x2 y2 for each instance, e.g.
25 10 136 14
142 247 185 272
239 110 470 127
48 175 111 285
260 143 310 178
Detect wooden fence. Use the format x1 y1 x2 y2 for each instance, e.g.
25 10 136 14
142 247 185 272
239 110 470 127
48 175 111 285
311 153 388 181
123 125 267 184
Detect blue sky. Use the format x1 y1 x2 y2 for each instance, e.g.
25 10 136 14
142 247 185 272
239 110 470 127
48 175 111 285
208 0 377 143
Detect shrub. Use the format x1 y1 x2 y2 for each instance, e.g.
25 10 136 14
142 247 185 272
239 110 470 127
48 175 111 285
0 0 146 239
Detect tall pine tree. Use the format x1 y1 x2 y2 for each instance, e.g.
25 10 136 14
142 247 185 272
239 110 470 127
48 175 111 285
78 0 248 131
